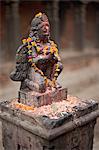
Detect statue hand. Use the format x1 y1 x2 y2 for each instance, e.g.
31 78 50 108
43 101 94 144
47 53 54 60
47 53 58 62
46 78 56 88
52 79 56 88
33 55 46 64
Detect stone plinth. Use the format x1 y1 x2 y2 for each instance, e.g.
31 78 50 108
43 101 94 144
18 88 67 107
0 96 98 150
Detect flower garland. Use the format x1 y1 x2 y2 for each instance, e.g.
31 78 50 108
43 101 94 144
22 37 61 87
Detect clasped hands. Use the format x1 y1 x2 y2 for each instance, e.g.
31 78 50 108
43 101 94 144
46 78 57 88
34 52 58 64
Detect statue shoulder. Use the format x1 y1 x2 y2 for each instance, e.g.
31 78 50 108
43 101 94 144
10 43 29 81
16 43 28 63
16 43 28 54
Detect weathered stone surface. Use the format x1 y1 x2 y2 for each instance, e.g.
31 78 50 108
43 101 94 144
10 12 63 94
18 88 67 107
0 97 98 150
0 110 98 150
37 113 72 129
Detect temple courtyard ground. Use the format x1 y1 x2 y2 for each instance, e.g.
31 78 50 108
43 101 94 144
0 50 99 150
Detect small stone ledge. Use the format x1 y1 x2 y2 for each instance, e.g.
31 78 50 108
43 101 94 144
0 109 98 140
18 88 67 107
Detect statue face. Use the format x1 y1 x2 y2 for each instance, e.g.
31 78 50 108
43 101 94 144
38 21 50 39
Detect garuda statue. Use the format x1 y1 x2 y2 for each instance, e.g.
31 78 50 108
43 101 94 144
10 12 63 94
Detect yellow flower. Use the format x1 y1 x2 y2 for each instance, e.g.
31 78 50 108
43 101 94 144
56 68 60 71
32 63 35 67
27 37 32 42
40 71 44 76
54 47 58 53
44 46 48 50
34 68 39 71
37 47 41 52
28 59 32 62
56 63 59 68
27 45 32 49
45 79 48 86
54 72 58 77
31 41 36 46
22 39 27 44
44 76 47 80
35 12 42 17
28 50 32 54
51 41 54 45
50 47 54 54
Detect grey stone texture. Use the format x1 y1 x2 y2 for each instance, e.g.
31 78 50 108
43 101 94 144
18 88 67 107
0 97 98 150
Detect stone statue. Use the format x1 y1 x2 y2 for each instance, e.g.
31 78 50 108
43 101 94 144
10 12 63 94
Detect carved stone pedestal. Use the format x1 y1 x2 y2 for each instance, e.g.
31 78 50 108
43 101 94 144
0 96 98 150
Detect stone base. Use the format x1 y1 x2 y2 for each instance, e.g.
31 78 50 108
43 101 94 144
0 97 98 150
18 88 67 107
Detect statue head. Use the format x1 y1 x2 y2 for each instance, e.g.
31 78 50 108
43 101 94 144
29 12 50 41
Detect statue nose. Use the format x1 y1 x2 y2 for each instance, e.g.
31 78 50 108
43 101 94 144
45 26 49 32
46 26 49 30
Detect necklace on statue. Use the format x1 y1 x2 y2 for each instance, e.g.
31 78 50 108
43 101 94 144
21 37 61 87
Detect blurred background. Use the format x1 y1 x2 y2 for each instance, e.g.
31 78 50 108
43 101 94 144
0 0 99 150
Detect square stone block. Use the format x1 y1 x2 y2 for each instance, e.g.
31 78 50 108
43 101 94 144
18 88 67 107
